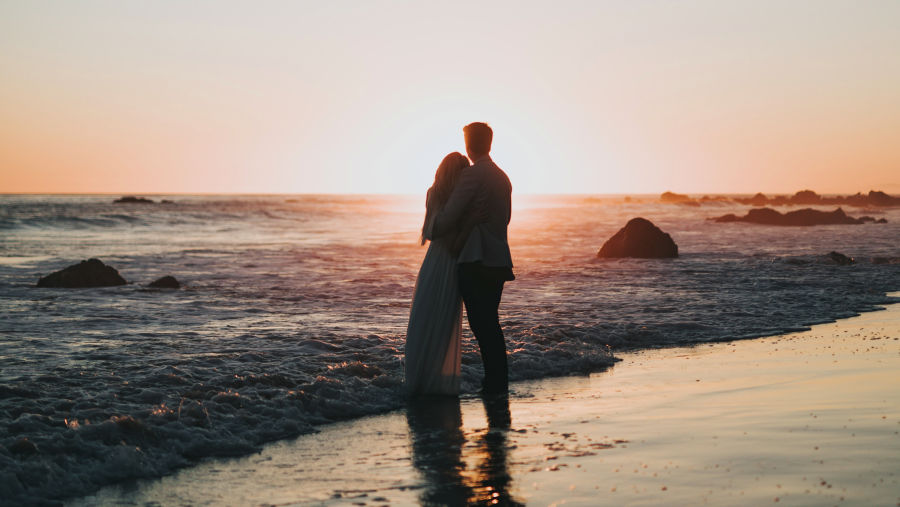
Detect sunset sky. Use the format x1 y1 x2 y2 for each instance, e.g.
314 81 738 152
2 1 899 195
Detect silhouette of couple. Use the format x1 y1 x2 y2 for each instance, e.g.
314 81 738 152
404 122 514 396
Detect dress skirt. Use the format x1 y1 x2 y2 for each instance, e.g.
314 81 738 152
404 238 463 396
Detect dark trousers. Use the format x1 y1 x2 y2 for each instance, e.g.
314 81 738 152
458 262 511 391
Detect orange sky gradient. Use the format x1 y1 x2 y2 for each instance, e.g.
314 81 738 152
2 1 899 195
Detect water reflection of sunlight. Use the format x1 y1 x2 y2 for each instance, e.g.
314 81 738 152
0 255 53 266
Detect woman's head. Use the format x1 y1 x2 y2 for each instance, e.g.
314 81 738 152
433 151 468 192
421 152 469 244
430 152 469 203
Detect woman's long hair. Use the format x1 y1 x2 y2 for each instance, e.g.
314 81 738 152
421 152 469 244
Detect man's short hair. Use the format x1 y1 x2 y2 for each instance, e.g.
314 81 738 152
463 122 493 157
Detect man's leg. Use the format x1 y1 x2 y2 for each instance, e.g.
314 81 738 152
458 263 508 392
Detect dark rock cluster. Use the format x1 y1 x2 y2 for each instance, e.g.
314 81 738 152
711 207 884 226
733 190 900 207
659 189 900 208
36 259 182 289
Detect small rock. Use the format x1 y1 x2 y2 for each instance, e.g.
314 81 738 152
747 192 769 205
660 191 698 206
858 216 888 224
148 276 180 289
113 196 154 204
9 438 38 455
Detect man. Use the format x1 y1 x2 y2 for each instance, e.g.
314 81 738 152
432 122 514 393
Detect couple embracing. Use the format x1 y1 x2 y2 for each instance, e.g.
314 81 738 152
405 122 514 396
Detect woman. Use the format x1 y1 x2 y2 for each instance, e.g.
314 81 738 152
404 152 473 396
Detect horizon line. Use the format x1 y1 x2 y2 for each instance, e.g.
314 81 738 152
1 189 897 197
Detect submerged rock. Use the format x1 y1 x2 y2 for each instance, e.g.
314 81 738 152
825 251 854 265
712 207 866 226
114 196 154 204
9 438 38 455
597 218 678 258
36 258 127 288
148 275 180 289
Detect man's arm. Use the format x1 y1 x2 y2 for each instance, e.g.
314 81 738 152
432 167 480 238
448 201 489 256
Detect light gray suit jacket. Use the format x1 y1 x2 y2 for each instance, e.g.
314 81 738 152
432 156 513 268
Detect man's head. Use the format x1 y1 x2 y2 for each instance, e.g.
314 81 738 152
463 122 493 161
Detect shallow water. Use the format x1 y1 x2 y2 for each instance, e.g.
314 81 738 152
1 194 898 504
69 296 900 506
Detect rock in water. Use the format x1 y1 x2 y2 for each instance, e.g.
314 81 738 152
597 218 679 258
9 438 38 455
660 191 699 206
660 191 691 203
789 189 822 204
865 190 900 206
114 196 154 204
747 192 769 206
36 258 127 288
148 275 180 288
825 252 854 265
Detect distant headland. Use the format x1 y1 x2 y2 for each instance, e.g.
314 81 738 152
659 189 900 208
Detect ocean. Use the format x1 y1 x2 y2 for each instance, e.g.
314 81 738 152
1 193 898 505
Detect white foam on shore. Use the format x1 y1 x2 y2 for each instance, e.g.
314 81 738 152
69 298 900 506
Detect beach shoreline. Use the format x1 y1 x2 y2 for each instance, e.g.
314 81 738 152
69 297 900 506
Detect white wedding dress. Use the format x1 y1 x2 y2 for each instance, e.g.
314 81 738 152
404 197 463 396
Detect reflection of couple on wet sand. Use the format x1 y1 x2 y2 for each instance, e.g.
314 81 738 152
407 395 523 506
404 122 515 397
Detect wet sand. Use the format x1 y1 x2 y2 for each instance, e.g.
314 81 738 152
71 301 900 506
